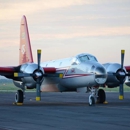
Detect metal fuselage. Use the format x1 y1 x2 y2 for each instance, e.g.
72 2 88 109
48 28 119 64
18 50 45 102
40 53 107 92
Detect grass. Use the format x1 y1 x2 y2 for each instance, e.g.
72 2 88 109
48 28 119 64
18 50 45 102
0 82 130 92
102 85 130 92
0 83 35 92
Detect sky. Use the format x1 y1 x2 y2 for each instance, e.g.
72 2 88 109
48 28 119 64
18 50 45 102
0 0 130 66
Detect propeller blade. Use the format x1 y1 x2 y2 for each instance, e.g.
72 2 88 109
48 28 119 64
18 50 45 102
119 50 125 100
119 83 124 100
36 49 42 101
121 50 125 70
36 78 41 101
37 49 41 70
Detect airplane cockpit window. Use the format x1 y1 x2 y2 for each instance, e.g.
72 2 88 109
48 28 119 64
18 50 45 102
79 55 98 62
87 55 98 62
78 55 89 62
71 57 80 65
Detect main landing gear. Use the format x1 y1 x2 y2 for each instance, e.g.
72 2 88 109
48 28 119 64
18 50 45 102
15 90 24 105
88 87 106 106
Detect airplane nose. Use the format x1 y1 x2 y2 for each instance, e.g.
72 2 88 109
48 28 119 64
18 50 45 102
95 66 107 84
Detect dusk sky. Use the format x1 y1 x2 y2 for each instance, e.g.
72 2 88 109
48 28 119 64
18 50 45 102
0 0 130 66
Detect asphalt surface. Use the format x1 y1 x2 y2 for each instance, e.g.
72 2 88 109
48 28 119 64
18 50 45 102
0 92 130 130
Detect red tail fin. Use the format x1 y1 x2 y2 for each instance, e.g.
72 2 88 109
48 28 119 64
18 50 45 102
19 15 33 65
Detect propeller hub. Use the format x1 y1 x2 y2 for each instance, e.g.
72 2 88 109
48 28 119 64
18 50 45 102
33 69 43 81
34 71 43 78
116 69 126 83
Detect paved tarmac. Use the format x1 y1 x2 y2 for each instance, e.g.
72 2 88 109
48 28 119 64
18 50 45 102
0 92 130 130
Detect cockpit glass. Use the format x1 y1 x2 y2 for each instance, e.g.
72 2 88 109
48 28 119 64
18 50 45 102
71 57 80 65
88 55 98 61
79 55 89 62
79 55 97 62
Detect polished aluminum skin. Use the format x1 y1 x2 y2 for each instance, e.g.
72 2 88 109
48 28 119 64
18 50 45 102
103 63 127 88
41 53 107 92
14 63 44 89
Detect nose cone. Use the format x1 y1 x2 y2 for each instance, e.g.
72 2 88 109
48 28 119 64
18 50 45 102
95 66 107 84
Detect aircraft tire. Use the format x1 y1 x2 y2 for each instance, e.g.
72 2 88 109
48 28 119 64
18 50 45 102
15 90 24 103
89 95 95 106
97 89 106 103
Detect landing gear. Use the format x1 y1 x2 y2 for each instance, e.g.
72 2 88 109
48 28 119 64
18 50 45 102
97 89 106 103
88 87 106 106
89 95 95 106
15 90 24 104
88 87 97 106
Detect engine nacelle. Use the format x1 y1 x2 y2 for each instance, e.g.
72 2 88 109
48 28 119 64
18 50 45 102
13 63 44 89
103 63 126 88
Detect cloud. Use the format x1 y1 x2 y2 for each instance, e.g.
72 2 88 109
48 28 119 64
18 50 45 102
0 0 94 21
0 0 130 66
29 26 130 40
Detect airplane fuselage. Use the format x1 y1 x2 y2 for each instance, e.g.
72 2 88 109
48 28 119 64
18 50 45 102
40 53 107 92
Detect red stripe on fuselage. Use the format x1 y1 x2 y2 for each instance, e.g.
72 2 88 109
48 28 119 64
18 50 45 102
63 74 92 79
56 67 92 79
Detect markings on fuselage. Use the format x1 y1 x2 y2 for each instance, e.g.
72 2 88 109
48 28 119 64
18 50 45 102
56 67 92 79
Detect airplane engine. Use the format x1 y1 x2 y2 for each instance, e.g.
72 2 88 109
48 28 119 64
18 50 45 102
103 63 126 88
14 63 44 89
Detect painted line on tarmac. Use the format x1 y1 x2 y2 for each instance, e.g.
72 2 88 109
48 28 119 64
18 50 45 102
97 105 130 111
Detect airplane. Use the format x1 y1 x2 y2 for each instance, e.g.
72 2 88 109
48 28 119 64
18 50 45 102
0 15 130 106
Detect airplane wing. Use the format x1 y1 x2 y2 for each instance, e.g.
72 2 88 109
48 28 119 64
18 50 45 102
0 66 16 79
0 66 59 79
125 66 130 72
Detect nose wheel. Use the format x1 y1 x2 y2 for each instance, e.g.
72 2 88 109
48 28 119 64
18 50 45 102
89 95 95 106
88 87 97 106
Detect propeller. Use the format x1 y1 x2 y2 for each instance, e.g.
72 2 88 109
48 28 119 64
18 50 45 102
118 50 130 99
36 49 42 101
107 50 130 100
14 49 63 101
15 50 43 101
119 50 125 100
14 49 42 101
117 50 130 99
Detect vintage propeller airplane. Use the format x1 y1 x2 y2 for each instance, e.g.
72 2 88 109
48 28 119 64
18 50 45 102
0 15 130 106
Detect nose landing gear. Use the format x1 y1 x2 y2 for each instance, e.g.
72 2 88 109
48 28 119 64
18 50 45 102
88 87 106 106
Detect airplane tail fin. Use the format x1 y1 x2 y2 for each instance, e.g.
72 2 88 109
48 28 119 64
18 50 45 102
19 15 33 65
